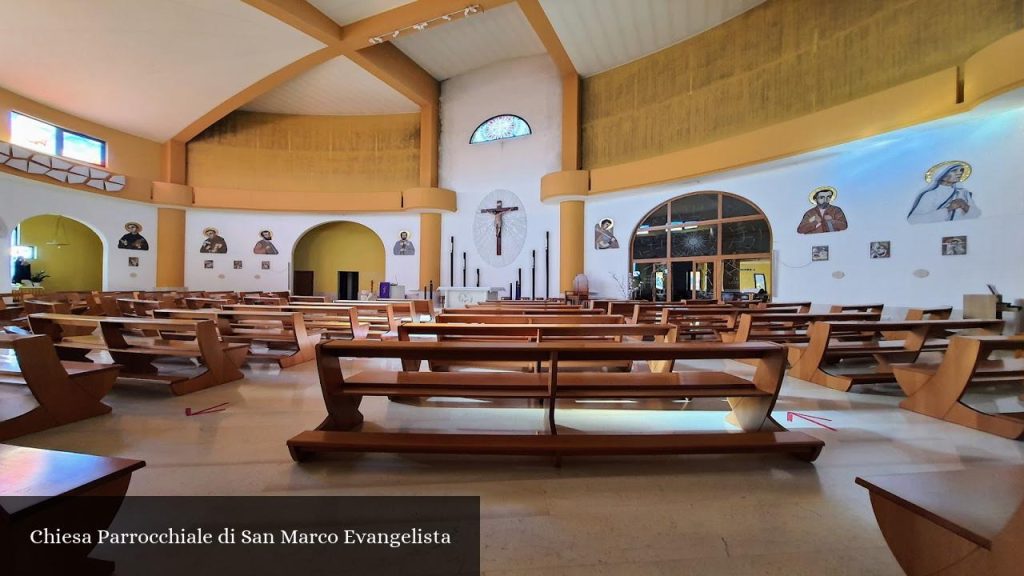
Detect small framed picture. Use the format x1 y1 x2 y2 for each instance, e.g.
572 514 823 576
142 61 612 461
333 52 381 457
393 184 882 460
128 256 139 267
204 260 214 269
811 245 829 261
753 273 766 290
261 260 271 270
942 235 967 256
870 241 890 259
233 260 243 270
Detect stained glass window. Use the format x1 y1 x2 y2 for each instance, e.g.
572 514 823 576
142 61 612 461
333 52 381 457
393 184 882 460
10 112 107 166
470 115 531 144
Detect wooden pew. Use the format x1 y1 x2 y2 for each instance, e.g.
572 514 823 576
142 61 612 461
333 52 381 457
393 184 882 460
290 295 328 303
226 304 360 339
787 319 1004 392
1 444 146 575
154 309 318 368
830 303 885 313
27 314 247 395
288 340 825 463
757 301 812 313
856 467 1023 576
447 306 596 315
435 313 624 325
724 311 882 344
894 335 1024 438
0 334 118 440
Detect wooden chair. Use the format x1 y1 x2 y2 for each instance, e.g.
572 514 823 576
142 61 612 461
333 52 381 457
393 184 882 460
856 467 1024 576
1 444 146 575
288 340 825 464
894 335 1024 438
0 334 119 440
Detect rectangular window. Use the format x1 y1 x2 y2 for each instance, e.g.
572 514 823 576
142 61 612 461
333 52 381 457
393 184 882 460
9 111 106 166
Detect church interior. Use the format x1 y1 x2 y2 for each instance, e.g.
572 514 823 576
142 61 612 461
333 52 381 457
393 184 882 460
2 1 1024 574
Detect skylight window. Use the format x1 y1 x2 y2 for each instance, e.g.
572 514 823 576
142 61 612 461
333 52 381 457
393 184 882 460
10 111 106 166
470 114 531 144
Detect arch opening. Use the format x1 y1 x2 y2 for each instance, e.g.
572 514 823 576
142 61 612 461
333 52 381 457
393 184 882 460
292 221 386 299
629 192 773 302
10 214 104 292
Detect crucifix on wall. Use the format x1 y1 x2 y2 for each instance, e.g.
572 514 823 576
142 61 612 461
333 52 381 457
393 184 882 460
479 200 519 256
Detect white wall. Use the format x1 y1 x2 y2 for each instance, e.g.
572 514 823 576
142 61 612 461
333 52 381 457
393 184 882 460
585 103 1024 308
0 171 157 290
184 209 420 293
439 55 562 297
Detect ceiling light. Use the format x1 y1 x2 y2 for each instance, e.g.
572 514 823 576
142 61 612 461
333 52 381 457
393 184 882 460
413 22 428 31
392 30 400 38
367 5 481 45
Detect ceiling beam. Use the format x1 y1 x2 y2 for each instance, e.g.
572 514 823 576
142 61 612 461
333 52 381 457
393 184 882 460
516 0 576 77
347 44 439 107
242 0 341 44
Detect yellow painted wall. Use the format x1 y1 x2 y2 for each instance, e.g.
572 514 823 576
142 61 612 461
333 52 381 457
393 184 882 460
292 221 385 296
187 111 420 196
738 259 772 292
0 86 162 202
581 0 1024 169
18 215 102 292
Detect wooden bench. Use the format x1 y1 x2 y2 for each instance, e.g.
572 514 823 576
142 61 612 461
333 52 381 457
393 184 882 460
27 313 247 395
446 306 596 315
829 303 885 313
435 313 625 325
757 301 813 313
894 335 1024 438
226 304 361 339
290 295 328 303
724 311 882 344
787 319 1004 392
0 334 118 440
856 467 1023 576
154 309 318 368
288 340 824 464
1 444 146 575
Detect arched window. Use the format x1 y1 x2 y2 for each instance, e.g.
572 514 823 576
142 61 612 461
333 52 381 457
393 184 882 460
629 192 772 302
470 114 531 144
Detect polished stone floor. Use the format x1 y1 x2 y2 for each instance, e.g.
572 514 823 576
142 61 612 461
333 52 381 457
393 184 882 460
4 354 1024 575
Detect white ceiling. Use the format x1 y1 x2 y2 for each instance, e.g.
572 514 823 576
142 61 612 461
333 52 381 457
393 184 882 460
392 3 546 81
539 0 767 76
241 55 418 116
0 0 323 141
307 0 414 26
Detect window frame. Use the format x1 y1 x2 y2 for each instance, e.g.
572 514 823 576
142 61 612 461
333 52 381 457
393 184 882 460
10 111 107 167
469 114 532 144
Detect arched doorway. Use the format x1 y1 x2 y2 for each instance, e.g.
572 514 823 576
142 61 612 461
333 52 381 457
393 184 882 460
10 214 103 292
292 221 386 298
629 192 772 302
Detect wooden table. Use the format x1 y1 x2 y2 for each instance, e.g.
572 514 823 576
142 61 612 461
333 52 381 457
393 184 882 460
1 444 145 575
856 467 1024 576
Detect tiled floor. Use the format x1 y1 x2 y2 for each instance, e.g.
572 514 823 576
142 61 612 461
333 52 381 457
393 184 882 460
4 355 1023 575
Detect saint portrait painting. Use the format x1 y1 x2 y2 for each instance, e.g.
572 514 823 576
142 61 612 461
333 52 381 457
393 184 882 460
200 227 228 254
393 230 415 256
118 222 149 250
253 230 278 255
908 161 979 224
594 218 620 249
797 186 848 234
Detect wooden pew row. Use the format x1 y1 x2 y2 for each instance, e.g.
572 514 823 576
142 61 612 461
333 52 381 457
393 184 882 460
894 335 1024 438
1 444 146 575
0 334 118 440
435 314 625 325
757 301 812 312
830 303 885 313
331 299 434 321
725 311 882 344
287 340 825 464
856 467 1023 576
226 304 361 339
27 314 247 395
659 307 806 340
787 319 1004 392
445 306 597 315
154 309 318 368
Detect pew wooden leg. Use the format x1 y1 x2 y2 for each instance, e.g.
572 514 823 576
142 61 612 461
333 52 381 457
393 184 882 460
726 396 779 432
941 403 1024 440
108 351 159 375
315 397 365 431
168 371 220 396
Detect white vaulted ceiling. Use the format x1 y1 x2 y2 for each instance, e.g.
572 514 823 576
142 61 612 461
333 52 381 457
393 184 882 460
0 0 324 141
307 0 414 26
539 0 767 76
392 3 546 81
241 56 418 116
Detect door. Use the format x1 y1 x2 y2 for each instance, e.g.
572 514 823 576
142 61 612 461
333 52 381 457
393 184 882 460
337 271 359 301
632 262 669 302
671 260 715 302
293 270 314 296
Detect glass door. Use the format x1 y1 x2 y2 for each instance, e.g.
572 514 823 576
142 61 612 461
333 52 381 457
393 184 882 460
670 260 715 301
632 261 670 302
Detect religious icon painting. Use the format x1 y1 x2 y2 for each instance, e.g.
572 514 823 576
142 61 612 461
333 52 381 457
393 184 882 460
204 260 214 269
118 222 149 250
393 230 415 256
797 186 848 234
595 218 619 249
811 245 829 261
941 235 967 256
870 241 890 259
473 189 527 267
128 256 139 267
200 227 228 254
909 161 979 224
253 230 278 255
233 260 243 269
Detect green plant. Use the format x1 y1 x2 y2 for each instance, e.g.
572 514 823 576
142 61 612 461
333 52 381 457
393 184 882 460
29 271 50 283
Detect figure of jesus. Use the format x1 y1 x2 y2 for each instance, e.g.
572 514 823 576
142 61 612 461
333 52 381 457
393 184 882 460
480 200 519 255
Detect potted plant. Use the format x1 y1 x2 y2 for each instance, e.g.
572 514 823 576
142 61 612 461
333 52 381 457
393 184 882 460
27 271 50 286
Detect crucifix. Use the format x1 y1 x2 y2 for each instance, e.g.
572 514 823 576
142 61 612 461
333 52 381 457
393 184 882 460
479 200 519 256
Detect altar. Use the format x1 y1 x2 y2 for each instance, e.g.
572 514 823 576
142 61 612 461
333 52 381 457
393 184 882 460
438 287 503 308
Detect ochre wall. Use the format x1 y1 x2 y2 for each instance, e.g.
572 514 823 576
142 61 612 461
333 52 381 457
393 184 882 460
187 111 420 196
581 0 1024 169
292 221 386 296
18 215 103 292
0 87 163 202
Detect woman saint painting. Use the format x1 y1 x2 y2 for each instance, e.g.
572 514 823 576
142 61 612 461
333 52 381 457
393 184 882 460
907 161 980 224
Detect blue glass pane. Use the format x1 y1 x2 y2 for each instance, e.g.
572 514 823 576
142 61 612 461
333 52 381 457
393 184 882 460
470 115 531 143
62 131 105 165
10 112 57 155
